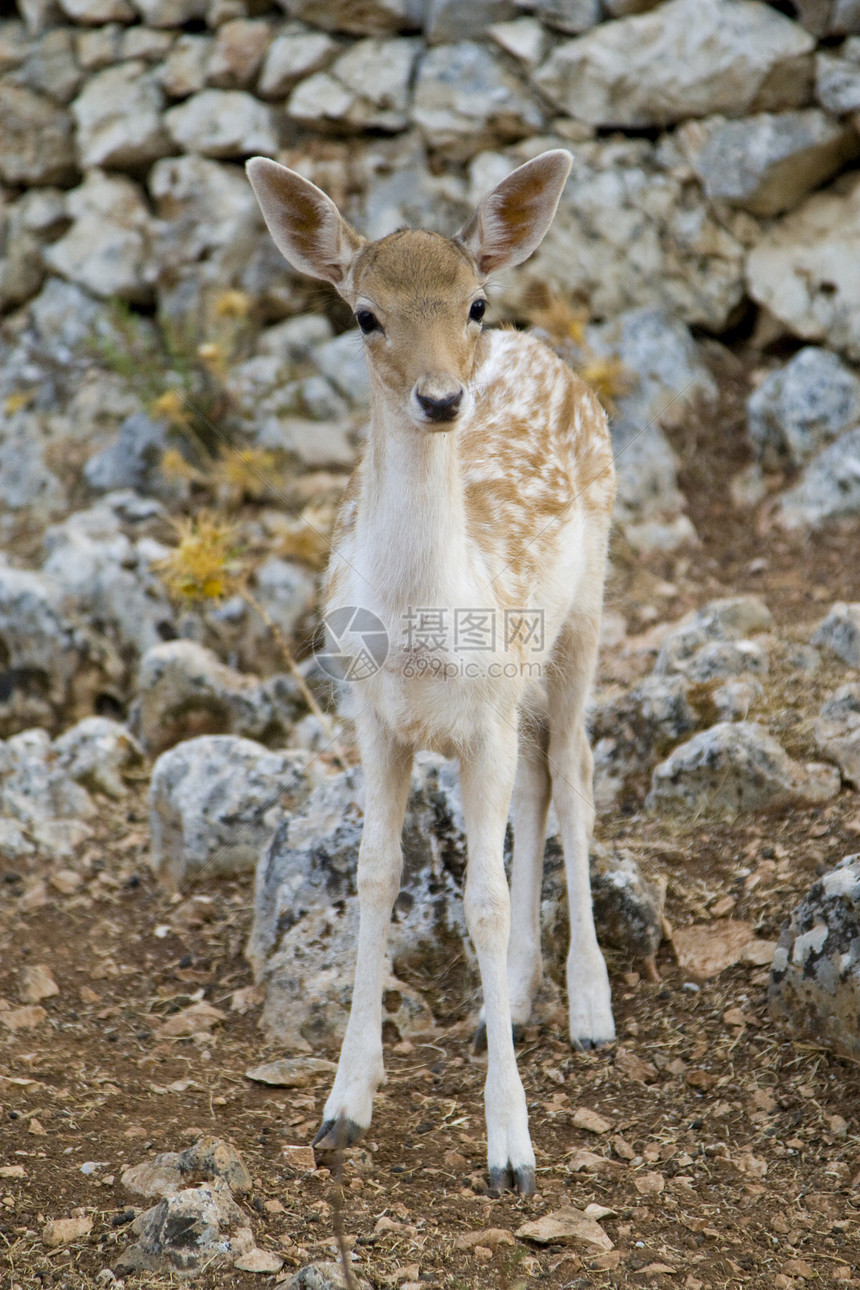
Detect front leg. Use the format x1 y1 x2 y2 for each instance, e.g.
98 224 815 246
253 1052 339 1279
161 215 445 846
314 715 413 1149
460 724 536 1195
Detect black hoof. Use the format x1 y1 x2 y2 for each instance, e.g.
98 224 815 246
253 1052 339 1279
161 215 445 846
312 1116 364 1151
572 1035 614 1053
472 1022 527 1054
488 1164 536 1196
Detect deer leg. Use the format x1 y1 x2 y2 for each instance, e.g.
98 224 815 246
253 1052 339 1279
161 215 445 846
548 617 615 1051
507 716 552 1034
461 725 535 1195
314 716 413 1149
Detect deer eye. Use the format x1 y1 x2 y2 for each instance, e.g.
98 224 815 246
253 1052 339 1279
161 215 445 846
469 299 486 324
355 310 381 335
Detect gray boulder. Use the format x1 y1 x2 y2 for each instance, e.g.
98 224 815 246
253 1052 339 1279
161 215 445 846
815 684 860 787
779 426 860 528
164 89 278 158
116 1182 253 1276
533 0 814 128
412 42 544 160
71 60 172 170
148 734 318 885
816 46 860 114
0 728 95 827
647 721 840 816
0 85 76 186
287 37 420 133
747 174 860 361
0 561 81 735
44 170 156 304
135 639 300 755
769 855 860 1061
653 595 773 678
678 109 858 217
812 602 860 666
258 29 339 98
747 346 860 469
53 715 144 799
83 412 170 497
426 0 519 42
473 139 747 332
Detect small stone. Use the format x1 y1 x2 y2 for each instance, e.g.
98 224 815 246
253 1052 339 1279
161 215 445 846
672 921 758 979
633 1170 665 1196
235 1248 284 1273
165 89 277 158
572 1107 613 1135
43 1215 93 1245
245 1058 337 1089
453 1228 515 1249
779 427 860 529
18 965 59 1003
282 1145 316 1172
50 868 83 895
516 1207 613 1250
0 1006 48 1031
812 603 860 668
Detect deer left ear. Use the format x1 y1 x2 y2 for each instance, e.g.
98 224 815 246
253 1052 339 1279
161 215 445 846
246 156 364 290
456 150 572 277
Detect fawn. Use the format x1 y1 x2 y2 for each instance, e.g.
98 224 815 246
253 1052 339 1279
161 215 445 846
247 149 616 1194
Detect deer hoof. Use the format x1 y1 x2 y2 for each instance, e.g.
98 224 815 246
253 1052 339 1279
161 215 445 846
487 1164 536 1196
312 1117 364 1152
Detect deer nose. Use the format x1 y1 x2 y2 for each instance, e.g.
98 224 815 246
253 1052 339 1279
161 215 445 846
415 384 464 423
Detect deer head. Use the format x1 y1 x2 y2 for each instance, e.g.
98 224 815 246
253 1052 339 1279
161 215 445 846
246 150 572 431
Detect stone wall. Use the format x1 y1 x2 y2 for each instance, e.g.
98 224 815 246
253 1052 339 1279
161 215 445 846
3 0 860 346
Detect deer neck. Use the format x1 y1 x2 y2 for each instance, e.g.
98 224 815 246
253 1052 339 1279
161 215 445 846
357 400 471 614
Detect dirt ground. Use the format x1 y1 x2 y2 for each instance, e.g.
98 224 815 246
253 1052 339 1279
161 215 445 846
2 365 860 1289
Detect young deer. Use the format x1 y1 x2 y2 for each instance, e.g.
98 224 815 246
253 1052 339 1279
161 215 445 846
247 150 616 1194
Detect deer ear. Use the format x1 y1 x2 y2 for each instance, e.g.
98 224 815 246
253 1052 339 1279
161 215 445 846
456 150 572 277
246 156 364 289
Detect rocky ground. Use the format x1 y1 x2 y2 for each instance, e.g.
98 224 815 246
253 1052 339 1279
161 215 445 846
1 363 860 1288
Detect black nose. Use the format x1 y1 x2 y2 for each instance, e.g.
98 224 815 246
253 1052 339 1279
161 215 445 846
416 389 463 423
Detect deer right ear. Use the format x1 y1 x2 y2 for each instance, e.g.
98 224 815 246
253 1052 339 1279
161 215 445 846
246 157 364 289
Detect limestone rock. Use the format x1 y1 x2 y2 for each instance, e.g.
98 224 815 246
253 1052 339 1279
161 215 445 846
0 561 81 735
425 0 519 43
165 89 277 158
413 42 544 160
53 716 144 798
288 37 420 133
647 721 840 816
794 0 860 36
0 86 76 186
148 734 315 884
546 842 666 965
83 411 170 497
816 46 860 114
812 602 860 667
283 1264 372 1290
132 0 207 26
116 1182 253 1275
769 855 860 1061
747 346 860 469
0 413 67 528
206 17 270 88
58 0 133 21
15 27 81 103
530 0 601 35
488 17 551 70
136 639 298 754
473 139 747 331
815 683 860 786
653 595 773 679
157 33 212 97
284 0 421 36
258 28 338 97
590 674 698 806
250 766 439 1047
0 187 66 310
42 496 174 659
533 0 814 128
778 426 860 528
747 173 860 360
677 109 858 217
44 170 156 304
0 728 95 828
72 60 172 170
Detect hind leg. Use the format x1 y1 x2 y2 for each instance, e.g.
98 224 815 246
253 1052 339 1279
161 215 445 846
507 712 552 1032
547 613 614 1050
